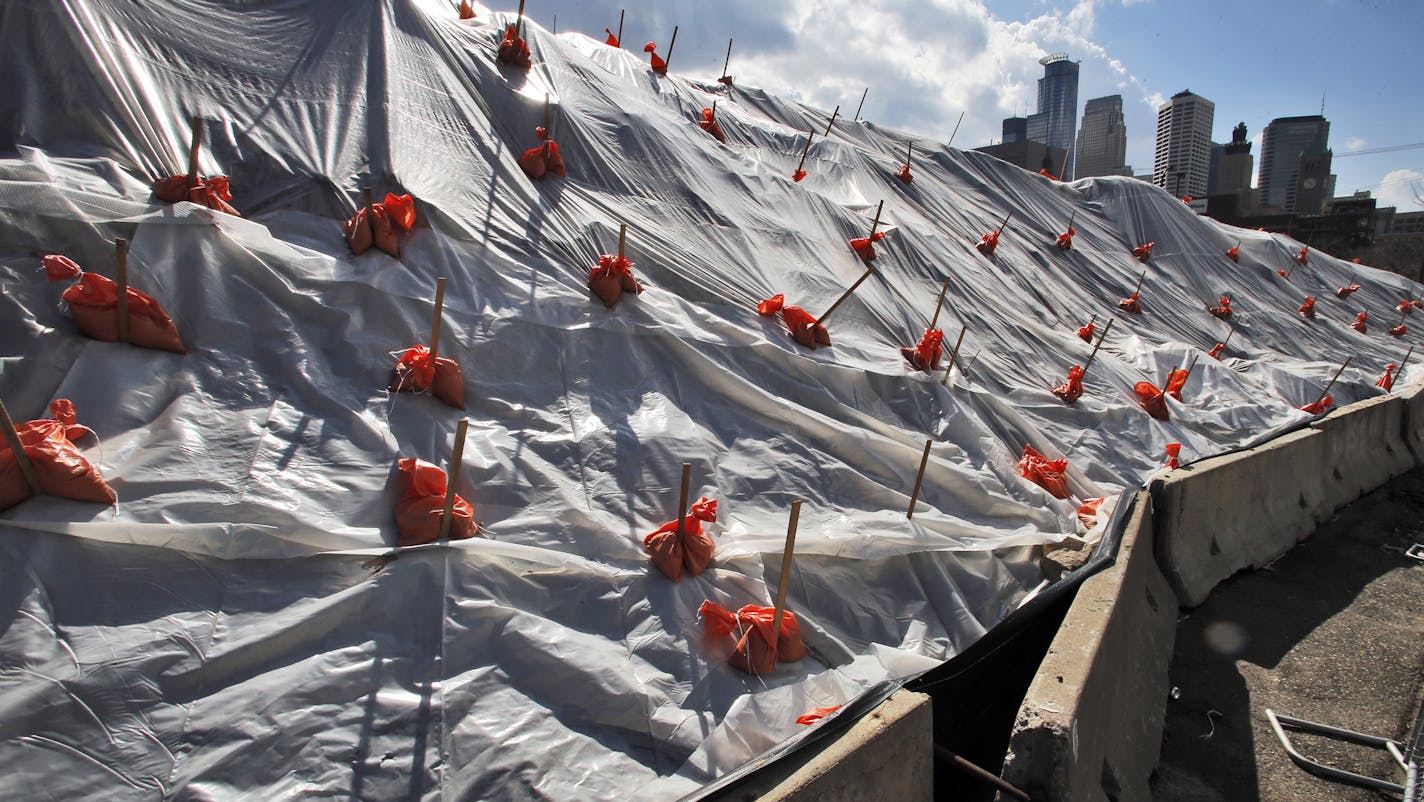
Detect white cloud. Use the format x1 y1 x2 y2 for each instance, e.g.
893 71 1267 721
1344 136 1367 151
1376 168 1424 212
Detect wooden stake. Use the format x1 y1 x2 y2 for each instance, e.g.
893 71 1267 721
439 419 470 540
0 400 41 495
795 130 815 174
816 267 874 326
906 439 933 519
675 462 691 538
720 38 733 81
929 277 951 329
1067 210 1076 230
947 111 965 148
943 324 967 376
1131 269 1146 296
996 211 1013 235
1312 357 1353 411
1086 313 1097 329
515 0 526 37
185 116 202 194
1398 346 1414 379
363 187 374 218
1220 326 1235 348
616 9 624 48
1082 318 1116 376
618 222 627 260
115 239 130 344
665 25 679 70
853 87 869 121
769 499 802 657
823 105 840 137
905 142 914 169
544 93 550 131
866 199 884 240
710 100 717 121
429 277 447 358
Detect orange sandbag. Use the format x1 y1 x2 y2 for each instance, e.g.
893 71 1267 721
1296 247 1309 265
1208 297 1233 320
1118 292 1142 314
975 230 1000 257
459 0 475 19
44 255 186 353
1017 445 1070 499
1389 324 1408 337
1132 242 1155 261
1336 284 1360 299
588 253 643 308
643 497 718 582
1075 497 1104 529
152 174 240 216
519 127 567 180
1075 320 1095 343
604 28 619 46
1399 300 1418 315
782 305 830 348
389 345 465 410
1376 364 1396 392
900 328 943 371
393 457 477 546
1164 442 1181 470
0 400 115 512
1051 365 1085 403
896 163 912 184
793 167 807 182
1225 245 1239 262
1164 368 1190 402
1299 395 1333 415
643 42 667 74
850 231 885 262
344 193 416 258
698 108 726 143
1350 312 1368 333
497 24 531 68
1056 227 1075 251
1039 168 1058 181
796 706 841 726
1298 296 1316 319
1134 381 1169 420
1208 342 1227 360
698 600 809 675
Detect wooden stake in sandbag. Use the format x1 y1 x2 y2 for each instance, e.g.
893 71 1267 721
996 210 1013 237
768 499 802 657
906 439 933 519
1397 346 1415 382
718 38 733 84
794 130 815 175
823 105 840 137
618 222 627 260
115 238 130 344
853 87 869 121
929 278 951 329
439 418 470 540
0 400 41 495
429 277 447 358
515 0 526 37
185 116 203 194
616 9 624 47
675 462 691 538
1311 357 1353 411
1080 318 1116 378
815 267 874 327
866 199 884 240
664 25 679 70
943 324 967 375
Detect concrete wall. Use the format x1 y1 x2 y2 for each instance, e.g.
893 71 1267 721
1000 495 1178 802
1001 387 1424 801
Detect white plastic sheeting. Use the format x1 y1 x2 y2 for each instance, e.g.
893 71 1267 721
0 1 1418 798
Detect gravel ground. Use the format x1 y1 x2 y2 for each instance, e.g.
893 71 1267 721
1151 468 1424 801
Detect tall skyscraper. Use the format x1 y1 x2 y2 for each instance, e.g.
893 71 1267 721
1218 122 1254 195
1074 95 1128 179
1153 90 1215 198
1258 115 1332 214
1025 54 1079 177
1002 117 1027 144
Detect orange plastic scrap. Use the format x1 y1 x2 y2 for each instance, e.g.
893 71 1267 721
1132 242 1155 262
1075 320 1095 343
344 193 416 258
643 42 667 74
588 253 643 308
1208 297 1233 320
756 293 785 316
1118 291 1142 314
1134 381 1169 420
1164 368 1190 402
900 327 943 371
1208 341 1227 360
389 345 465 410
1225 245 1239 263
1164 442 1181 469
698 108 727 143
1389 323 1408 337
604 28 619 46
1050 364 1085 403
1055 226 1076 251
1336 284 1361 299
1350 312 1368 333
1299 395 1333 415
796 705 841 726
643 497 718 582
1297 296 1316 319
393 457 478 546
1377 364 1397 392
698 600 809 675
43 254 186 353
1017 445 1070 499
519 127 567 180
0 400 115 513
975 229 1001 257
1296 246 1309 265
153 173 240 216
497 24 532 68
850 231 885 262
458 0 476 19
1075 497 1104 529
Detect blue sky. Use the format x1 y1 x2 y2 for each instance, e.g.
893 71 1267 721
519 0 1424 211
